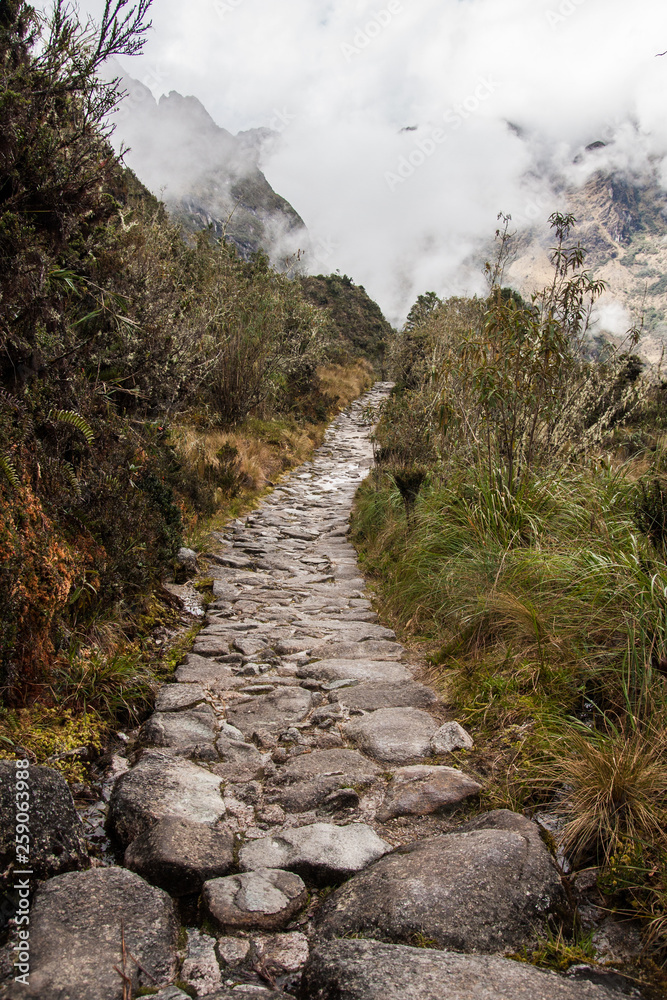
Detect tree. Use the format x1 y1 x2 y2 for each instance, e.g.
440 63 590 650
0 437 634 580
404 291 441 333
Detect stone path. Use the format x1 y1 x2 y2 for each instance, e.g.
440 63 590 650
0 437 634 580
2 385 636 999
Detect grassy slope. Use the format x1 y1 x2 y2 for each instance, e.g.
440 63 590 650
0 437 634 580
299 273 394 370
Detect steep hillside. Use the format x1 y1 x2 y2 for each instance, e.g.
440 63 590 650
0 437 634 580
300 273 394 370
506 158 667 363
109 67 306 261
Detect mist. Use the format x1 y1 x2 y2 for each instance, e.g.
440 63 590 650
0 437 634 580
41 0 667 325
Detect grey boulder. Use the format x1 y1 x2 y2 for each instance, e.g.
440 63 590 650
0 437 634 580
297 659 411 684
343 707 439 764
300 939 626 1000
124 817 234 895
431 720 475 753
107 751 225 846
0 763 88 885
317 811 563 953
377 765 482 821
4 867 178 1000
202 868 307 931
239 822 391 882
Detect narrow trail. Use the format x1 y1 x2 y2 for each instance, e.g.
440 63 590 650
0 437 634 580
10 385 634 1000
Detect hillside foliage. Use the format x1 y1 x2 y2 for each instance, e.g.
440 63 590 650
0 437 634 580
352 213 667 956
0 0 378 705
299 273 393 371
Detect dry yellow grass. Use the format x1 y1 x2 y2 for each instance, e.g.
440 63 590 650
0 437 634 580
170 360 376 534
318 359 374 409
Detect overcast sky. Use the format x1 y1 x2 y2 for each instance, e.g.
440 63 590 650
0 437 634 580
45 0 667 323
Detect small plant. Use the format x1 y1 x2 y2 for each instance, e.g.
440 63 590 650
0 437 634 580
543 722 667 864
513 925 597 972
632 476 667 550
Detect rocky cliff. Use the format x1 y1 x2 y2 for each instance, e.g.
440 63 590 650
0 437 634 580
506 148 667 364
109 68 306 262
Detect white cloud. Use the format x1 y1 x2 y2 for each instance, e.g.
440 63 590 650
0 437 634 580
36 0 667 324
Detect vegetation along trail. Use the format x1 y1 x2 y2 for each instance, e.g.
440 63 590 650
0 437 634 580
1 382 652 1000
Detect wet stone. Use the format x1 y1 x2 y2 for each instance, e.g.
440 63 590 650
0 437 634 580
202 868 308 931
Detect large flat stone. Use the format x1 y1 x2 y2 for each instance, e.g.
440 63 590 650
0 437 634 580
271 748 381 812
239 822 391 882
343 707 439 764
124 817 234 896
376 765 482 822
213 737 267 781
107 751 225 846
202 868 307 931
225 687 312 737
193 635 231 656
175 655 242 691
155 683 208 712
297 659 411 684
5 867 178 1000
300 939 626 1000
310 639 403 660
317 810 564 953
140 706 218 752
330 680 438 712
278 748 380 785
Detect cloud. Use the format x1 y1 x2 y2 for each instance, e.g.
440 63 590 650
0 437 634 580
36 0 667 324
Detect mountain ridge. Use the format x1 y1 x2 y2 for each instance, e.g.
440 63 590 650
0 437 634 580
109 65 307 261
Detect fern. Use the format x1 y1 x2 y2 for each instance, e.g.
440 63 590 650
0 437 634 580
0 454 20 489
48 409 94 445
62 462 83 501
